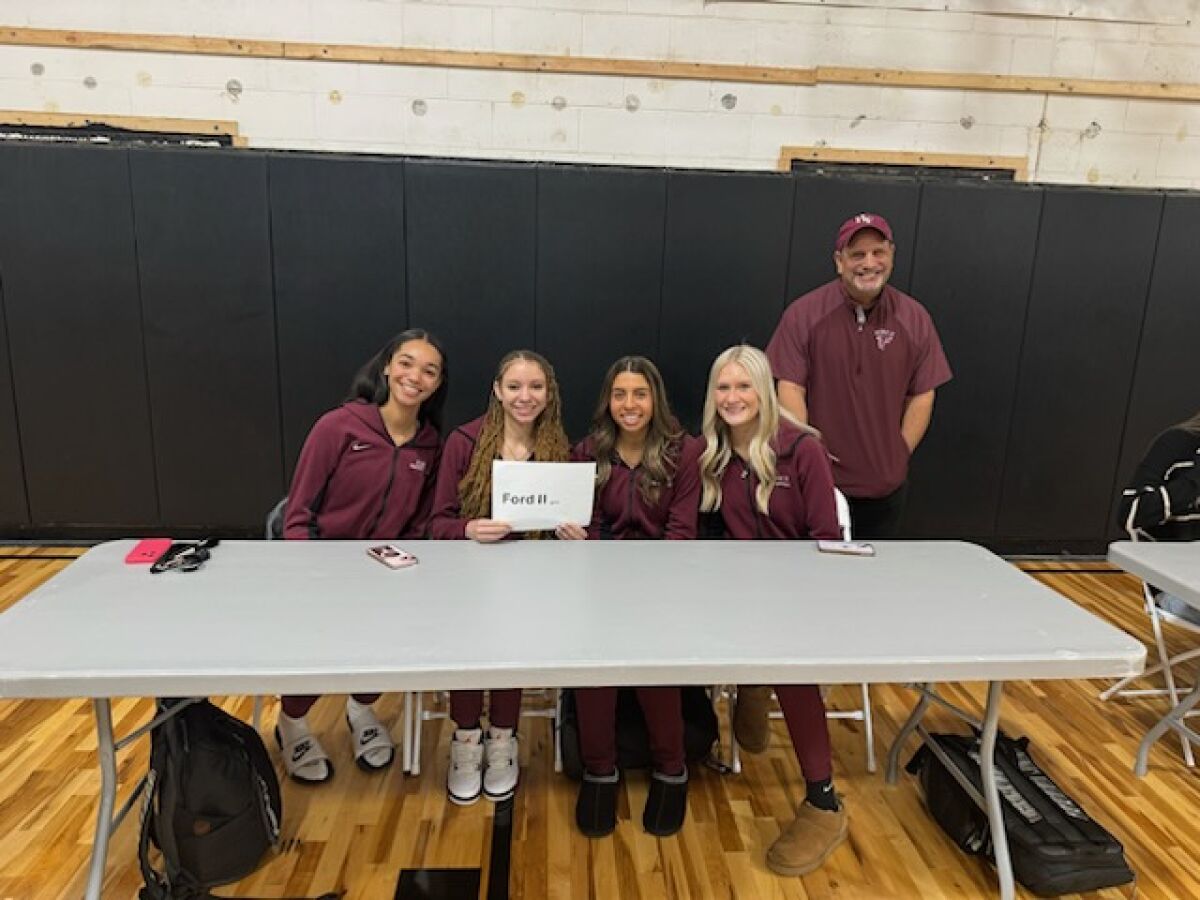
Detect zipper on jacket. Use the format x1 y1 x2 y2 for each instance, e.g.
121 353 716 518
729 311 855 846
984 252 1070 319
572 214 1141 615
366 446 401 535
741 464 763 539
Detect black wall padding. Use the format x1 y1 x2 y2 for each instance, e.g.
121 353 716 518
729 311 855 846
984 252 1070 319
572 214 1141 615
998 188 1163 542
787 173 922 300
535 166 667 441
404 160 537 431
0 144 158 526
130 148 282 527
270 153 407 481
1109 193 1200 537
0 274 28 525
658 171 795 431
903 182 1043 539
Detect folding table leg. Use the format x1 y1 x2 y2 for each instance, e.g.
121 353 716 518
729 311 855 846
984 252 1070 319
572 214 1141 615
885 682 930 784
1135 677 1200 776
979 682 1015 900
85 698 117 900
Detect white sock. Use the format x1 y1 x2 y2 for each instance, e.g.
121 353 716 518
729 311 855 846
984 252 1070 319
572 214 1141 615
276 711 312 744
346 696 372 721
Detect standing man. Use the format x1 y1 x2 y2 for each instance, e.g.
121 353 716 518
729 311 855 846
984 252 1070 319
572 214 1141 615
766 212 951 538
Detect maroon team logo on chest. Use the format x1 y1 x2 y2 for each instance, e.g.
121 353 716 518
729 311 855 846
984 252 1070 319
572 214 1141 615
873 328 896 351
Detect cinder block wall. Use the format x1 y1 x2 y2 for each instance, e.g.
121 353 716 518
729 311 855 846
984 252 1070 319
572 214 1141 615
1 0 1198 187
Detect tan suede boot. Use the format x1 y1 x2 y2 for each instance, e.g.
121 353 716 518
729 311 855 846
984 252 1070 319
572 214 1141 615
766 801 848 876
733 685 773 753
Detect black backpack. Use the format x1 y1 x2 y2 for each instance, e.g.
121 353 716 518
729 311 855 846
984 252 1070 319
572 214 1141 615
906 731 1134 897
138 699 285 899
559 687 719 780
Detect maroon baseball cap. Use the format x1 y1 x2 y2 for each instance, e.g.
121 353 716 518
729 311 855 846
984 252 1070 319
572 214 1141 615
835 213 894 251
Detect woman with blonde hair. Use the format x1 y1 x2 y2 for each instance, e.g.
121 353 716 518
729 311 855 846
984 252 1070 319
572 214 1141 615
698 344 847 877
429 349 571 805
562 355 700 838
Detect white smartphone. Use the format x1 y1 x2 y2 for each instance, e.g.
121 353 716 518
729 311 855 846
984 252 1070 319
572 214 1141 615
367 545 419 569
817 539 876 557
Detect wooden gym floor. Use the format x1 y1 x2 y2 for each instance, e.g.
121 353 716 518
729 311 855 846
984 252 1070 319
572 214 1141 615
0 549 1196 899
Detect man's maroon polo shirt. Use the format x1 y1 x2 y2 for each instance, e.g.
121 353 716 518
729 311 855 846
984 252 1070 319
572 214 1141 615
766 279 952 499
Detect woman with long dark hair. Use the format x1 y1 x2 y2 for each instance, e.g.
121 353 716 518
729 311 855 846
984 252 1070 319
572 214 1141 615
563 355 700 838
278 328 448 784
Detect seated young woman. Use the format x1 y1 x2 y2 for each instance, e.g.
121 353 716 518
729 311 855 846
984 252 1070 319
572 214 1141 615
279 328 447 784
559 355 701 838
1119 409 1200 624
428 349 571 805
697 344 847 876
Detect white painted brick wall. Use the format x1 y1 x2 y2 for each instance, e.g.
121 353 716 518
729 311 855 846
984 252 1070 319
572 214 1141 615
0 0 1197 187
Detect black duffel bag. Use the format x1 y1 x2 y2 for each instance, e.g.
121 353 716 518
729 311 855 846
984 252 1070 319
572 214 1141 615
559 686 718 780
906 731 1134 897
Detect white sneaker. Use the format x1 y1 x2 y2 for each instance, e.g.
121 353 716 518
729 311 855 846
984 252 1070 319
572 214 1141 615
484 726 519 801
447 728 484 805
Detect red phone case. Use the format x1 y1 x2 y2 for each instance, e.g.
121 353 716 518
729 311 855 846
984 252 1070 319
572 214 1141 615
125 538 173 564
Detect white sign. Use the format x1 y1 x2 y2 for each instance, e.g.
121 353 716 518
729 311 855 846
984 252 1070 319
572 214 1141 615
491 461 596 532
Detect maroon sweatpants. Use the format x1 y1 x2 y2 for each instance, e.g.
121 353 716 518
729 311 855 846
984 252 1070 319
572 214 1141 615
773 684 833 782
280 693 381 719
449 689 522 730
575 686 685 775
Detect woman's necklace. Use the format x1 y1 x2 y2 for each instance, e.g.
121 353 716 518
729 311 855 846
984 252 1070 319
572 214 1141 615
501 438 532 461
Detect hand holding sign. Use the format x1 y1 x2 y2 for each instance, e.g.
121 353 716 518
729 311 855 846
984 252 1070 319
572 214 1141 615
491 461 596 533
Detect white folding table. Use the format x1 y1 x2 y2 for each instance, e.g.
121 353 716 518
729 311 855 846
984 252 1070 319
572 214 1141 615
1108 540 1200 775
0 539 1143 900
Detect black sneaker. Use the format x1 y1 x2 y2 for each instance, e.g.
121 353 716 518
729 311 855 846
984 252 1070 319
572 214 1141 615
643 767 688 837
575 769 620 837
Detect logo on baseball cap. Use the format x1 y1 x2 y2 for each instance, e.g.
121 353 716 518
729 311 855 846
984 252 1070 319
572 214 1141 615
835 213 894 251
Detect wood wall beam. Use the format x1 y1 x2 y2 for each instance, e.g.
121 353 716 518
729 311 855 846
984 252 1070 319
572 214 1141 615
0 109 240 137
1 25 1198 102
778 145 1030 181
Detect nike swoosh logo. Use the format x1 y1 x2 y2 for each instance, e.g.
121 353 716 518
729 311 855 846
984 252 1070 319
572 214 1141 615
351 442 371 451
291 740 311 763
360 728 379 746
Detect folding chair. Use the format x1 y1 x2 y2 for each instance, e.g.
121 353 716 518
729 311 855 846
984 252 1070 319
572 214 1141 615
406 689 562 776
1099 578 1200 767
718 488 877 774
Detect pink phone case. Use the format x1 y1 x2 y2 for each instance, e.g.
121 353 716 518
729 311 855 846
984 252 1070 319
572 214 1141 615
125 538 173 565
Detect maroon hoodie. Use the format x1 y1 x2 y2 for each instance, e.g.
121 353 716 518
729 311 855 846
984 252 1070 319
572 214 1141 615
715 423 840 541
428 417 490 540
572 434 701 540
284 401 440 540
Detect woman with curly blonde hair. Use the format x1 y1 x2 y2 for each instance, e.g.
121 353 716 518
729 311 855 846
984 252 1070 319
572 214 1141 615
429 348 570 805
698 344 848 878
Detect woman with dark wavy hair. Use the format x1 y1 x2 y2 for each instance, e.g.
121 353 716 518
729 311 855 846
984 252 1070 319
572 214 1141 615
279 328 448 784
562 355 700 838
429 348 571 806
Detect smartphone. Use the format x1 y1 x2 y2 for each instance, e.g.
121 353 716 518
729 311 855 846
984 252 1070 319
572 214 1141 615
817 539 875 557
367 545 418 569
125 538 173 565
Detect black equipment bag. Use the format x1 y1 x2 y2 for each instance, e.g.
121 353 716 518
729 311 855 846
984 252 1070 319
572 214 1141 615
559 686 719 780
906 731 1134 897
138 699 283 899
